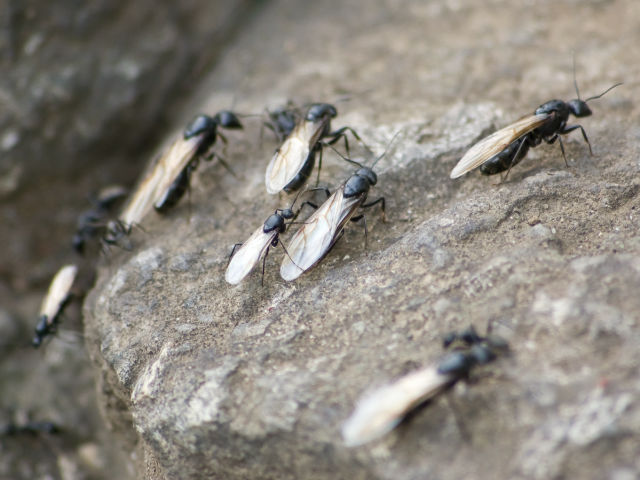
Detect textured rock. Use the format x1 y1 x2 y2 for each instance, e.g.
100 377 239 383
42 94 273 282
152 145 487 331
85 0 640 479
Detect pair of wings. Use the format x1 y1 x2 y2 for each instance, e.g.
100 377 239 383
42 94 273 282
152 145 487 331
280 187 363 282
264 117 328 194
119 134 203 226
40 264 77 323
341 364 455 447
225 227 278 285
449 113 550 178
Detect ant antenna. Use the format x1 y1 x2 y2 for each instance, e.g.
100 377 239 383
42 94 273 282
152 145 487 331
371 130 402 169
572 53 581 100
325 143 364 168
584 82 623 103
288 187 305 210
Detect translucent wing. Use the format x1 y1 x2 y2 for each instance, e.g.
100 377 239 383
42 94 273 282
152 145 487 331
341 365 454 447
265 119 325 194
450 113 550 178
120 135 201 226
225 227 276 285
40 265 78 323
280 188 362 281
152 135 202 209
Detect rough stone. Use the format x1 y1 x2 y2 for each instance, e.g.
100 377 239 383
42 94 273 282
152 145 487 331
85 0 640 479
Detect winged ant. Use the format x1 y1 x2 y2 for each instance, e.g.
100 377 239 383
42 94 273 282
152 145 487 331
225 191 313 285
341 325 509 447
450 67 622 180
72 185 127 254
32 265 77 348
279 133 399 282
264 102 365 194
104 111 242 247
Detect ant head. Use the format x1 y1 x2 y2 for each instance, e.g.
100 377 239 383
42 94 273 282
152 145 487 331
214 110 243 130
104 220 129 244
34 316 48 336
569 71 622 118
305 103 337 122
567 99 592 118
263 213 286 234
280 208 295 220
469 343 496 365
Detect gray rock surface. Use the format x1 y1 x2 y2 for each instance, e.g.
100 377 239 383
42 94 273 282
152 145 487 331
85 0 640 479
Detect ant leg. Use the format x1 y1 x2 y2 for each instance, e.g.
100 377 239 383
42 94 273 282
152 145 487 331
361 196 386 222
304 186 331 198
561 124 592 155
348 214 369 249
261 246 270 287
299 201 319 210
316 146 323 186
545 135 568 167
362 215 368 249
557 136 568 167
279 241 303 271
227 243 243 266
210 152 238 179
327 126 368 155
503 137 530 181
442 396 472 444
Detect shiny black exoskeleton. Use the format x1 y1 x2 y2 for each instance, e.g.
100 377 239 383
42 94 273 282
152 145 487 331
72 186 127 253
32 315 54 348
154 162 197 214
342 166 386 232
32 295 72 348
480 98 591 175
264 105 300 142
305 103 338 127
102 219 132 251
437 326 508 378
283 103 362 194
155 111 243 212
284 145 320 194
263 208 295 237
344 167 378 198
229 206 299 286
481 82 622 176
480 136 532 175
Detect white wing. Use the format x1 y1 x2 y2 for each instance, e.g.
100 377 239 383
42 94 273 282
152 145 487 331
450 113 550 178
120 135 201 226
341 365 454 447
39 264 78 323
265 119 323 194
280 188 361 281
225 227 276 285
